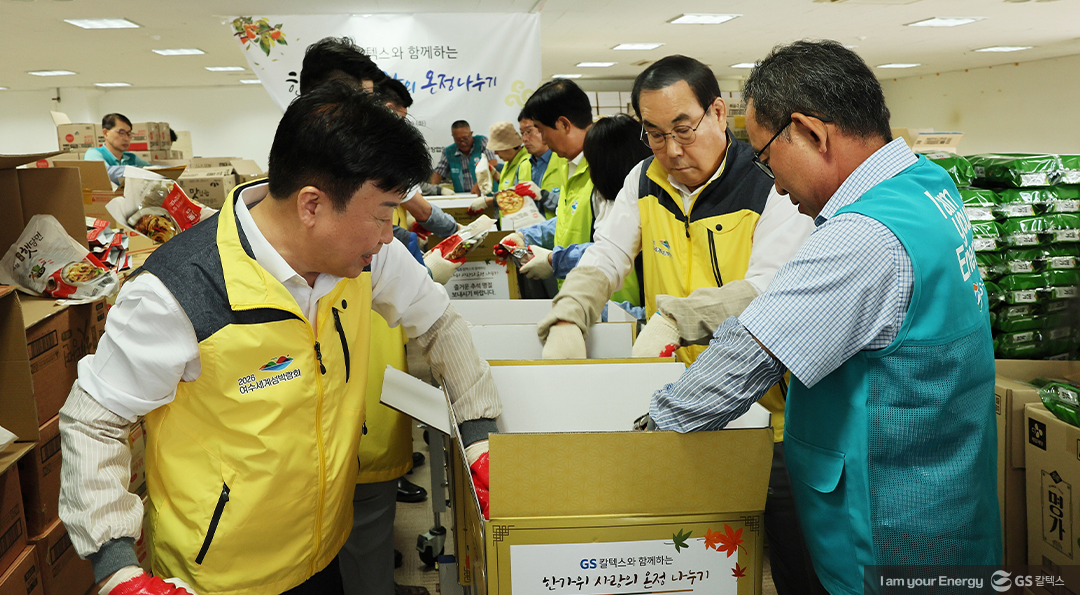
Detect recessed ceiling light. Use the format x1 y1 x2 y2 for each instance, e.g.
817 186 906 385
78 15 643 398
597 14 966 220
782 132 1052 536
94 82 131 87
64 18 139 29
877 63 921 68
152 48 205 56
613 43 665 51
0 87 7 91
576 62 616 68
730 63 756 69
668 13 740 25
906 17 986 27
205 66 246 72
29 70 76 77
551 74 582 79
239 79 263 84
844 45 859 49
975 45 1033 52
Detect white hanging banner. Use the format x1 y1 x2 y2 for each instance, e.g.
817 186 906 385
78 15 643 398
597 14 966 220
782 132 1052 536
228 13 542 163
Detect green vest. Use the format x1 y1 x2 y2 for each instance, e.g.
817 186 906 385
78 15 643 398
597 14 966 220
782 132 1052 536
444 135 488 193
516 151 569 220
553 157 642 306
494 147 530 193
785 156 1000 594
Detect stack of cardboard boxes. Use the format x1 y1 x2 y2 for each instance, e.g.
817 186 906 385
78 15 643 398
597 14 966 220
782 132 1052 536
172 157 263 209
54 122 181 163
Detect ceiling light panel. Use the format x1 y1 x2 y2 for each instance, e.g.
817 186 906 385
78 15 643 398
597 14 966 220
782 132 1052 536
205 66 246 72
669 14 740 25
29 70 76 76
613 43 664 51
877 63 921 68
730 63 756 69
153 48 205 56
905 17 986 27
551 74 583 79
239 79 264 84
64 18 139 29
576 62 616 67
975 46 1032 52
94 82 131 87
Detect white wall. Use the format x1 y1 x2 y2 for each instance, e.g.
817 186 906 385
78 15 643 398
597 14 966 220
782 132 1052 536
881 54 1080 156
0 85 283 170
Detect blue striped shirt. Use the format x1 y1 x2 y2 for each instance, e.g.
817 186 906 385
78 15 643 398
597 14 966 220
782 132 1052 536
651 137 916 432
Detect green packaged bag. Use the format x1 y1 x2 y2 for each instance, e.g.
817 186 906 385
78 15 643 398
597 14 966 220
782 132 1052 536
976 252 1007 280
993 313 1044 333
1001 216 1054 247
995 339 1042 359
1060 156 1080 185
1048 214 1080 243
972 221 1004 252
962 188 999 222
995 188 1054 219
967 153 1063 188
1049 185 1079 214
1044 269 1080 300
997 273 1045 304
984 279 1005 307
926 152 975 187
1046 245 1079 270
1044 299 1076 315
1038 379 1080 428
1002 248 1047 275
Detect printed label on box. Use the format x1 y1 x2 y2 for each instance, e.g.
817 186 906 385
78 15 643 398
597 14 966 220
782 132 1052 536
1031 418 1048 450
1042 470 1073 558
511 535 741 595
446 261 510 300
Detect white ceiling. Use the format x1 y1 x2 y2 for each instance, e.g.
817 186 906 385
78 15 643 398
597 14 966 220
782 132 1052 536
0 0 1077 92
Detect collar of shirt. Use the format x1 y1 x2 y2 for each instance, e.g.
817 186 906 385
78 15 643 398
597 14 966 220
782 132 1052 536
531 150 551 167
815 137 917 226
666 152 728 215
234 184 343 328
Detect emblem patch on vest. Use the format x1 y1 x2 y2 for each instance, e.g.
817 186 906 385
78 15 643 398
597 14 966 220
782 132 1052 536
652 240 672 258
238 355 302 395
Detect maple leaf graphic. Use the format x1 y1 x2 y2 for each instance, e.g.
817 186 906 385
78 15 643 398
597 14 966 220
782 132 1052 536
732 563 747 579
703 528 723 551
670 528 693 553
715 524 744 558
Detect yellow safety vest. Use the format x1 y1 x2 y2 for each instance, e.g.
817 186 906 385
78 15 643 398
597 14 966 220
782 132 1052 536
141 182 373 595
514 151 569 220
494 147 530 193
555 157 642 307
637 138 787 442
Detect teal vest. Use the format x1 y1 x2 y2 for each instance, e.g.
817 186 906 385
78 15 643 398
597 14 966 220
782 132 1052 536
444 135 488 193
784 156 1000 595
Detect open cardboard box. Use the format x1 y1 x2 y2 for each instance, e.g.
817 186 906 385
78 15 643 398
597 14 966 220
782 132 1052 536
383 359 773 594
452 298 637 326
996 360 1080 566
1025 400 1080 593
469 322 635 360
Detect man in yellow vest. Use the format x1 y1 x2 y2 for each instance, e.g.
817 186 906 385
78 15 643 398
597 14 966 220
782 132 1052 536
537 56 820 594
58 84 501 595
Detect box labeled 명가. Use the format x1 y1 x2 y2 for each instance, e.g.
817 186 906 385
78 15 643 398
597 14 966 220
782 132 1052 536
1024 402 1080 593
0 545 43 595
16 415 61 537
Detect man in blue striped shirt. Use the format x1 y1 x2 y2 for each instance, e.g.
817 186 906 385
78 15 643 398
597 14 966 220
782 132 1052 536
648 41 999 594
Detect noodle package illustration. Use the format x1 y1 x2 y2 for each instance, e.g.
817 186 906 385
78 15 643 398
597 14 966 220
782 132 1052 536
0 214 119 301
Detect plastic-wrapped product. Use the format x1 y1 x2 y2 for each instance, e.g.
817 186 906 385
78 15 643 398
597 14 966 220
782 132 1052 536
994 334 1042 358
1045 245 1079 270
997 273 1046 304
1044 269 1079 300
984 279 1005 308
976 251 1007 280
994 188 1055 219
967 153 1063 188
1059 156 1080 185
1002 248 1047 275
926 152 975 187
1049 185 1080 214
1036 379 1080 428
961 188 999 222
1001 216 1054 248
0 214 120 301
992 311 1044 333
1047 213 1080 243
972 221 1005 252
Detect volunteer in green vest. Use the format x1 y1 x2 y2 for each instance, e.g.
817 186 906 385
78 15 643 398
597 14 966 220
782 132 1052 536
535 56 817 594
466 121 531 215
516 114 567 219
58 83 502 595
430 120 496 195
516 79 643 308
644 41 1000 594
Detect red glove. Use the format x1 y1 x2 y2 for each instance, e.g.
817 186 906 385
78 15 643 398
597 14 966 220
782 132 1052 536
104 570 195 595
408 221 431 241
513 181 541 199
466 441 490 519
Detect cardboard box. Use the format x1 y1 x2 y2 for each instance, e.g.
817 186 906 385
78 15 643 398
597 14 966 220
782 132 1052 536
175 167 237 209
469 322 635 359
127 123 152 152
1025 402 1080 593
0 546 43 595
425 196 492 225
891 128 964 154
0 467 27 578
451 298 637 325
130 152 152 164
22 298 106 426
998 360 1080 566
399 360 773 594
29 518 93 595
0 153 86 255
55 125 96 152
444 260 519 300
0 287 38 445
94 126 104 148
16 416 60 537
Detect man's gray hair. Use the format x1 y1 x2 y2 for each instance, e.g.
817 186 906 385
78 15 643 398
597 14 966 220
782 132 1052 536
743 40 892 142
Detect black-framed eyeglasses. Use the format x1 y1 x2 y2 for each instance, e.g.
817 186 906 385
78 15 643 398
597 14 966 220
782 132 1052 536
752 113 834 179
640 108 710 150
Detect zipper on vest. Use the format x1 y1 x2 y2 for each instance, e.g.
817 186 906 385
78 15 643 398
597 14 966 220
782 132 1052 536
706 229 724 287
314 341 326 374
195 483 230 565
683 217 690 239
332 308 351 383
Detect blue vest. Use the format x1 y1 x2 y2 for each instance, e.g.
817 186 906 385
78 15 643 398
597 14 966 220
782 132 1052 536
784 156 1000 594
444 135 487 193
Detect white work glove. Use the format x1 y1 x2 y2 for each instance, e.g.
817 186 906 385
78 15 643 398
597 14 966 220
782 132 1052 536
100 566 196 595
542 323 587 359
519 245 553 279
441 186 455 196
632 312 682 358
423 249 462 285
468 195 490 214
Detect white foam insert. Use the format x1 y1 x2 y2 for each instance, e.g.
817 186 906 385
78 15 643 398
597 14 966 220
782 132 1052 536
452 299 637 326
469 323 633 360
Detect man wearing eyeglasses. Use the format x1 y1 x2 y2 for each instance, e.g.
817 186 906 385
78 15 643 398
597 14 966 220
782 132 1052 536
85 113 151 184
536 55 816 593
645 41 1000 594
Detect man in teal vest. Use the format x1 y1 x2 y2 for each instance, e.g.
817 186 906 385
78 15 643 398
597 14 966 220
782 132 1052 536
643 41 1000 594
430 120 496 194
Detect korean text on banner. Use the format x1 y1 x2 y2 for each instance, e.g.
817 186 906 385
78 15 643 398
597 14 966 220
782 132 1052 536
228 13 542 165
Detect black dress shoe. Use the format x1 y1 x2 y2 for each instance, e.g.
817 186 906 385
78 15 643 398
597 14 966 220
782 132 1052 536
413 451 425 468
397 477 428 503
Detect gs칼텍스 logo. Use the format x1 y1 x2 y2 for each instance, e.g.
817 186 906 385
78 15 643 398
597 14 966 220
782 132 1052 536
259 355 294 372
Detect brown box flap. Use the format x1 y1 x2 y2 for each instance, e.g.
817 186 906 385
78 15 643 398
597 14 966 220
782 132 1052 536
0 153 64 171
0 289 38 443
51 161 111 192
